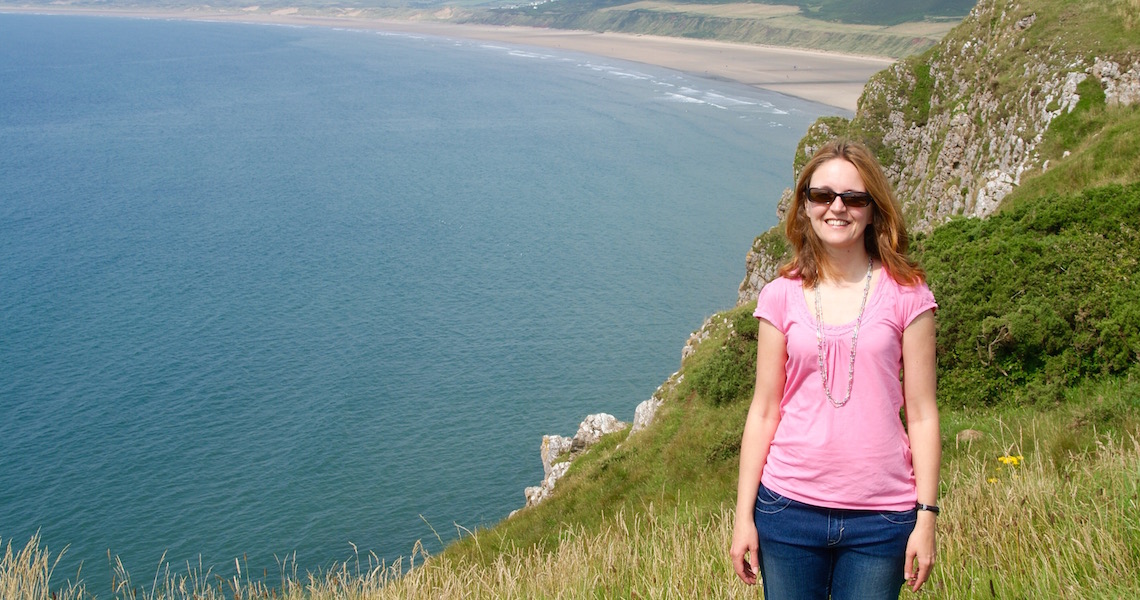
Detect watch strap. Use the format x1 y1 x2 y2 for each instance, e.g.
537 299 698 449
916 502 941 515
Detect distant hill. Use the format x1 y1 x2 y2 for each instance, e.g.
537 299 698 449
0 0 970 58
453 0 972 57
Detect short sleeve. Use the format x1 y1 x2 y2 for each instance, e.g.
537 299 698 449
896 279 938 329
754 278 791 333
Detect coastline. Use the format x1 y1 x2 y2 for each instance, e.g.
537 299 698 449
0 7 894 112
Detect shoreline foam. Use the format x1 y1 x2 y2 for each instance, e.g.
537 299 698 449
0 7 894 112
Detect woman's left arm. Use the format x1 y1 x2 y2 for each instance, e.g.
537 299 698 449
902 309 940 593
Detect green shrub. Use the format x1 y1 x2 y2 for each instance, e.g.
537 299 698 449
907 61 935 126
687 309 758 407
918 182 1140 407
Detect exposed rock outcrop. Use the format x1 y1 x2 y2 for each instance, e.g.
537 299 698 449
514 367 695 513
631 396 662 434
737 0 1140 305
517 413 628 511
541 434 572 477
570 413 626 452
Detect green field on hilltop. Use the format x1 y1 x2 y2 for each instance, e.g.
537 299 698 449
453 0 971 57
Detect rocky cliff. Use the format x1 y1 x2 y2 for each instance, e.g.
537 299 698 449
738 0 1140 304
521 0 1140 511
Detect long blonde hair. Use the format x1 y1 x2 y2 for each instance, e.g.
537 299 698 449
778 139 924 287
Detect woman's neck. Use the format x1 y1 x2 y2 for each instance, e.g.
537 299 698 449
821 250 873 287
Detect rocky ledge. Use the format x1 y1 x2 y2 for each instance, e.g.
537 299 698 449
511 383 673 515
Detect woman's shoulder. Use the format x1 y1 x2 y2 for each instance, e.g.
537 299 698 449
754 276 802 323
879 267 933 298
877 268 937 323
760 275 802 294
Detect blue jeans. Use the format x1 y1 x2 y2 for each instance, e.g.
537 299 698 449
753 484 916 600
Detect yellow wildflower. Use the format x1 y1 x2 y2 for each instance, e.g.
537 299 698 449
997 454 1024 466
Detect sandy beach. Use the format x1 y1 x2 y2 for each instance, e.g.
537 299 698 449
1 7 894 112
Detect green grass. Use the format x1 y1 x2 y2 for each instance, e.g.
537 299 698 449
1010 106 1140 206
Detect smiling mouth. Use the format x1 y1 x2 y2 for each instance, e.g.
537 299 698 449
824 219 851 226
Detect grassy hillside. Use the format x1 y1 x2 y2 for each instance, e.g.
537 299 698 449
455 0 966 57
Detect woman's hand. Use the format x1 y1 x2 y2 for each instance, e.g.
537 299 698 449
730 518 760 585
904 511 937 592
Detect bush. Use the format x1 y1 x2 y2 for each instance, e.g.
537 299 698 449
918 182 1140 406
687 308 758 407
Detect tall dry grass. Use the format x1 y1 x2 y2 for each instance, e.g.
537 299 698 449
0 534 85 600
933 424 1140 599
2 507 758 599
3 415 1137 599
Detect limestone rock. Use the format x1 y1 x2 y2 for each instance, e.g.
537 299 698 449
682 316 715 360
521 413 630 510
737 240 784 306
541 434 572 477
631 396 663 434
774 187 793 222
1094 58 1140 107
956 429 985 444
524 461 571 508
571 413 627 451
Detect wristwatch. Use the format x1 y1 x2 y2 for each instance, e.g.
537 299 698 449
916 502 941 515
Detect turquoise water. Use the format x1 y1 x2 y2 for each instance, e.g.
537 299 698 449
0 13 839 592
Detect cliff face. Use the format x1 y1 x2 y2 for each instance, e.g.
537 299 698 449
738 0 1140 304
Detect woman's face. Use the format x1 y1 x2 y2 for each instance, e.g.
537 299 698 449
805 158 874 255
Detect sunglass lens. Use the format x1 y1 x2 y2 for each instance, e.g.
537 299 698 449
807 188 832 204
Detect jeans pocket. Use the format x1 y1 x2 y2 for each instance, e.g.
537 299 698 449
878 508 918 525
754 485 793 515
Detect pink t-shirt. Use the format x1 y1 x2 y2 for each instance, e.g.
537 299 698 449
753 271 937 511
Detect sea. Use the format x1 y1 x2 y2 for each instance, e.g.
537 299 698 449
0 12 841 593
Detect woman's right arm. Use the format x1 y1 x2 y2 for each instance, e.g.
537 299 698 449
729 319 787 585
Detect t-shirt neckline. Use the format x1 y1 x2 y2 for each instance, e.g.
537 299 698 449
794 271 888 332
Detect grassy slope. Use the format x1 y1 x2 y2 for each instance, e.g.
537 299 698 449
455 1 968 58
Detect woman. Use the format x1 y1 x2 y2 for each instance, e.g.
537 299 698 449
729 139 940 599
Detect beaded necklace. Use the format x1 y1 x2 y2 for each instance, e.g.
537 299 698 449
812 259 873 408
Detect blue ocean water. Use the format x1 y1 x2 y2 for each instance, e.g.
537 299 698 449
0 13 840 592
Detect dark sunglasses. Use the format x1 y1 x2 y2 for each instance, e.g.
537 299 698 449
806 187 874 208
